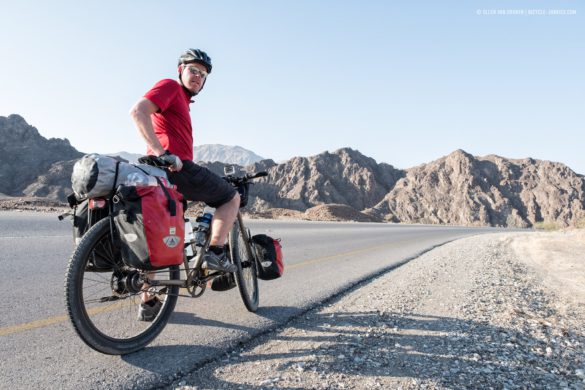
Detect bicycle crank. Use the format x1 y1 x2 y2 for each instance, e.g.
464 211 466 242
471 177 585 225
186 268 207 298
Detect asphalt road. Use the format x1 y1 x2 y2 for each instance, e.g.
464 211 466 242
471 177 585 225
0 211 503 389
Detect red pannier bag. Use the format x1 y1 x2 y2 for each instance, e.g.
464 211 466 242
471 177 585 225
252 234 283 280
113 181 185 270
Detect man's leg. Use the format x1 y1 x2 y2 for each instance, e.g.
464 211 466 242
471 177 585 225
209 192 241 246
202 192 240 273
167 161 240 272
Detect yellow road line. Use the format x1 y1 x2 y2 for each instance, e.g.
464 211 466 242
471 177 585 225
287 242 396 270
0 315 70 337
0 242 396 337
0 301 135 337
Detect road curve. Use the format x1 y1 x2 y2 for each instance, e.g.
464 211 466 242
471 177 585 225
0 211 504 389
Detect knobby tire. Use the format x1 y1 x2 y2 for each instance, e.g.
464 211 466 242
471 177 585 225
229 219 259 312
64 217 179 355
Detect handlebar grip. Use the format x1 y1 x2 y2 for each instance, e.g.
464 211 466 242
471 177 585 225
245 171 268 180
137 155 173 168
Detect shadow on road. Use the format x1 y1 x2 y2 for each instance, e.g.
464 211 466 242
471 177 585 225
120 306 303 377
168 305 302 328
185 310 583 389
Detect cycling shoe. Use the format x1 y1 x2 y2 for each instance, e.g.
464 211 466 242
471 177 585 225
211 273 237 291
137 297 162 322
202 250 237 273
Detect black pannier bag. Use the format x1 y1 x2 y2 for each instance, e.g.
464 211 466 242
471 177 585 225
71 198 114 271
72 198 109 244
113 180 185 270
252 234 283 280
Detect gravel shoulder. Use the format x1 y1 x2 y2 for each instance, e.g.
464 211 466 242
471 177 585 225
168 230 585 390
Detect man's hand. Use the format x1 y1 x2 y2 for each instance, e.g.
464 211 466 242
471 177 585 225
159 151 183 172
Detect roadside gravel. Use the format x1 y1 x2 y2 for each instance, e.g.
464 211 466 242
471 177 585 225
166 231 585 390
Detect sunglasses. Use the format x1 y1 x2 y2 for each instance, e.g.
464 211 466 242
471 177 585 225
185 66 208 79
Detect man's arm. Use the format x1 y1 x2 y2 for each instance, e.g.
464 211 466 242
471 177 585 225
129 98 165 156
129 97 183 171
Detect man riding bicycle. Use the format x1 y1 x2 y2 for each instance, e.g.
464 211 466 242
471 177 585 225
130 49 240 320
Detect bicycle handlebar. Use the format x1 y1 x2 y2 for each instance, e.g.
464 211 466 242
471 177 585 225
224 170 268 185
138 156 268 184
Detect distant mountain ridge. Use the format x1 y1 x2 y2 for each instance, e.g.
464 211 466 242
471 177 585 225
107 145 265 166
194 144 264 166
2 114 584 228
106 151 141 164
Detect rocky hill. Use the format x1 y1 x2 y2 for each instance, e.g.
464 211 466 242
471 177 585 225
0 115 83 199
194 144 265 166
365 149 585 227
22 159 78 200
247 148 404 212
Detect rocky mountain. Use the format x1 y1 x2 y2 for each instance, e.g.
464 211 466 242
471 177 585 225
22 160 78 200
0 115 83 199
365 150 585 227
194 144 265 166
246 148 404 212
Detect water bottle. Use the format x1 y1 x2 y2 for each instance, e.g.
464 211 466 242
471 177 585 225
184 219 196 258
124 172 158 186
194 207 215 247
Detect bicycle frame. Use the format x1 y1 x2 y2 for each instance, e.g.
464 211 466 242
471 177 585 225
143 168 267 296
146 211 255 297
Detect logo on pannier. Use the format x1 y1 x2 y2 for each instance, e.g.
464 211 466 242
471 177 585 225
261 261 273 267
124 233 138 242
163 227 180 248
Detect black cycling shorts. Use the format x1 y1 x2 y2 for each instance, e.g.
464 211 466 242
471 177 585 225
167 160 237 208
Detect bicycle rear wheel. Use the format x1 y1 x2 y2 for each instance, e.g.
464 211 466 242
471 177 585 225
229 217 259 312
64 217 179 355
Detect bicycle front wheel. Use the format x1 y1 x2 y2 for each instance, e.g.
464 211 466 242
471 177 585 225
64 217 179 355
229 217 259 312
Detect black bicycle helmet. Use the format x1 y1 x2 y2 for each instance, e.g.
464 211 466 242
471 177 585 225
178 48 212 73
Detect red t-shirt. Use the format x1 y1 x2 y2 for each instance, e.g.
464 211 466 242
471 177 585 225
144 79 193 161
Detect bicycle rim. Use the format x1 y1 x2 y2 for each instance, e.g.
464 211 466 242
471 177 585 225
230 220 259 312
64 217 179 355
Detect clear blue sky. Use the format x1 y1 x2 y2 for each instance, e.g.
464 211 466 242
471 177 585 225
1 1 583 173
